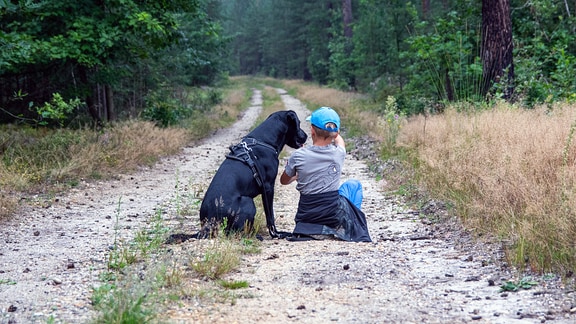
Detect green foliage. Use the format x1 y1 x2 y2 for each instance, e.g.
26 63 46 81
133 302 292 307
499 277 539 292
217 280 249 290
35 93 82 127
220 0 576 110
328 36 356 90
154 2 228 87
142 91 184 128
511 0 576 102
143 87 223 127
352 1 414 91
92 288 154 324
514 37 576 106
0 0 232 125
0 278 16 285
402 9 483 105
380 96 405 153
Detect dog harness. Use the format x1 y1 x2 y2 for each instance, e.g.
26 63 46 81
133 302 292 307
225 137 277 187
225 137 289 238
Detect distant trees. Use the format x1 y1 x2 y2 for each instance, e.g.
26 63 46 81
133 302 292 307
220 0 576 112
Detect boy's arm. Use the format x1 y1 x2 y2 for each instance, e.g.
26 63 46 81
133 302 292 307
334 133 345 149
280 170 297 185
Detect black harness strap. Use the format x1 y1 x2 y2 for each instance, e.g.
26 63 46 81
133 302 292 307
225 138 288 238
226 138 275 187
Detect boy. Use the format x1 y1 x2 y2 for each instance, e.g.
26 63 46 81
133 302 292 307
280 107 371 242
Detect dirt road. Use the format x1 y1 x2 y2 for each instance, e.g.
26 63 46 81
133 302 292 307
1 89 575 324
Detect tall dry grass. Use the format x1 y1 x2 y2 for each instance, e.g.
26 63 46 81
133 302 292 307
1 121 190 189
399 102 576 273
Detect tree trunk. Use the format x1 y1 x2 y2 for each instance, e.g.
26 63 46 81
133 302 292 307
78 66 103 126
422 0 430 19
105 85 115 121
481 0 514 100
342 0 353 39
445 68 454 101
342 0 355 88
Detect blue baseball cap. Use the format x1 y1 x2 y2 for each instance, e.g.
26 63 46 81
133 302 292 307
306 107 340 132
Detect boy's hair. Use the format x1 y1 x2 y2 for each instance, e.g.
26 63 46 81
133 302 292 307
313 123 338 139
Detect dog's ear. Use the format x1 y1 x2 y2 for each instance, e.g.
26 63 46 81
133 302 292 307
287 110 300 127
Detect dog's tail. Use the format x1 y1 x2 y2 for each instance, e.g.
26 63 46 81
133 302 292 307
164 232 199 244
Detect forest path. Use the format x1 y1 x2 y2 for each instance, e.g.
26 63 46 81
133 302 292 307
1 89 575 324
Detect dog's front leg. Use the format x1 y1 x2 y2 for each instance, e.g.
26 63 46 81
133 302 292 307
260 185 279 238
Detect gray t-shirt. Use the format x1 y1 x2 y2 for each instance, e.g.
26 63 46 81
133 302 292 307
284 144 346 195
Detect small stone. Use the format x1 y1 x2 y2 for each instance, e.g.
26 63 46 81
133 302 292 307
33 231 40 236
343 264 350 270
471 315 482 320
7 305 17 312
296 305 306 310
67 262 75 269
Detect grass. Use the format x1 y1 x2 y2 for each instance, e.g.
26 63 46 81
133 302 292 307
190 237 242 280
398 101 576 274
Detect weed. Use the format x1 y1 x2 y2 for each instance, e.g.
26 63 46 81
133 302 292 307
92 287 154 324
239 237 261 254
217 279 249 290
155 263 183 289
107 198 135 271
191 239 241 280
499 277 539 292
91 283 116 307
0 278 16 285
99 271 117 283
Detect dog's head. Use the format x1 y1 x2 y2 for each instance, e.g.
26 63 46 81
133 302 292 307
249 110 308 150
283 110 308 149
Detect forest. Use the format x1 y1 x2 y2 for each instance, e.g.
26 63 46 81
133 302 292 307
1 0 575 127
2 0 576 276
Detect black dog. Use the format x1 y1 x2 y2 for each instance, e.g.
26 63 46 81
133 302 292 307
198 110 307 238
